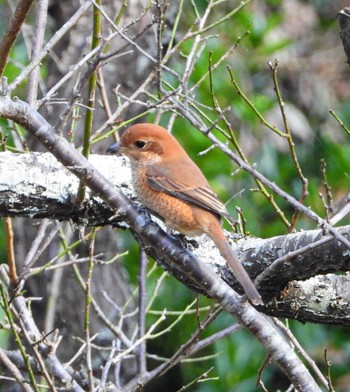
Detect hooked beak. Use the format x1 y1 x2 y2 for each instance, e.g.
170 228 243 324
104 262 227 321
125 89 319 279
106 142 120 154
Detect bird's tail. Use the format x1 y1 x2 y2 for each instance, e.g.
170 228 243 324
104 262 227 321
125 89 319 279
211 232 263 305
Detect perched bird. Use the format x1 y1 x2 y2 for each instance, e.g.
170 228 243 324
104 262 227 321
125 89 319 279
107 123 262 305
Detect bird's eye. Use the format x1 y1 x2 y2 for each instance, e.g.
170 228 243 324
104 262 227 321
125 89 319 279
134 140 147 149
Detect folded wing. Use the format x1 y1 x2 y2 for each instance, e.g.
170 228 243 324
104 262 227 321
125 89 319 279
147 165 236 225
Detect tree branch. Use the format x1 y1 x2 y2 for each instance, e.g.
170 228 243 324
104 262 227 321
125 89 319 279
1 150 350 325
0 0 35 79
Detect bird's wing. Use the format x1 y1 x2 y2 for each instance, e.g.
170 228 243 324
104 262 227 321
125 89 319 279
147 165 236 225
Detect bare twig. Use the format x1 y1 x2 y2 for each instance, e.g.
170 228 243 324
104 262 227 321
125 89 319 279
0 265 86 391
4 217 17 285
27 0 49 105
268 59 308 232
273 318 328 389
137 249 148 374
329 109 350 137
21 220 62 275
324 349 335 392
85 228 96 391
0 0 35 79
0 347 35 392
210 62 291 227
8 1 92 92
76 0 101 203
320 159 334 217
0 284 40 391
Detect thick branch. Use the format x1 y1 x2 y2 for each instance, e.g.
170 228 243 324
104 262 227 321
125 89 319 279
266 275 350 324
0 151 132 225
1 151 350 324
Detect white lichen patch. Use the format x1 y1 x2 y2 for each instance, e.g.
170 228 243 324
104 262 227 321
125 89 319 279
190 234 226 268
0 152 133 203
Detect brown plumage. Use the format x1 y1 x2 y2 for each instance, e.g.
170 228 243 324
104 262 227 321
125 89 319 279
107 123 262 305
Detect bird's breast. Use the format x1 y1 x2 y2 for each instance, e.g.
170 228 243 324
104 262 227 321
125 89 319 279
130 166 209 236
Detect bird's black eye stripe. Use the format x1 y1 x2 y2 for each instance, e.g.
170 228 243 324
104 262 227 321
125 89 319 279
134 140 147 149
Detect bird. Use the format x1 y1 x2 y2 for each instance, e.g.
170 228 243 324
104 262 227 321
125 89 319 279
107 123 262 305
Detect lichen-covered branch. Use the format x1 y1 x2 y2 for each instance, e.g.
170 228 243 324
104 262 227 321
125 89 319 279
1 150 350 325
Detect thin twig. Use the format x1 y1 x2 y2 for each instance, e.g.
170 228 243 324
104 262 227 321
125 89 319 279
0 347 34 392
8 1 92 92
4 217 17 285
320 159 334 217
329 194 350 225
21 220 62 276
85 228 97 391
273 318 329 389
0 0 35 79
175 367 216 391
76 0 101 203
142 306 225 384
329 109 350 137
208 64 291 227
324 349 335 392
137 249 148 374
228 65 286 137
268 59 309 232
0 285 39 391
257 353 271 390
97 340 118 392
27 0 49 105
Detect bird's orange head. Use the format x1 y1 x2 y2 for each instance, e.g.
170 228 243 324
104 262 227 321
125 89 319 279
107 123 185 164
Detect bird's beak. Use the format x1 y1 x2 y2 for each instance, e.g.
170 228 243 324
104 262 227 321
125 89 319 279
106 142 120 154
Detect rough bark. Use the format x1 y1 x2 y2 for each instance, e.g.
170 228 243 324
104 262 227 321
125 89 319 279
338 7 350 65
